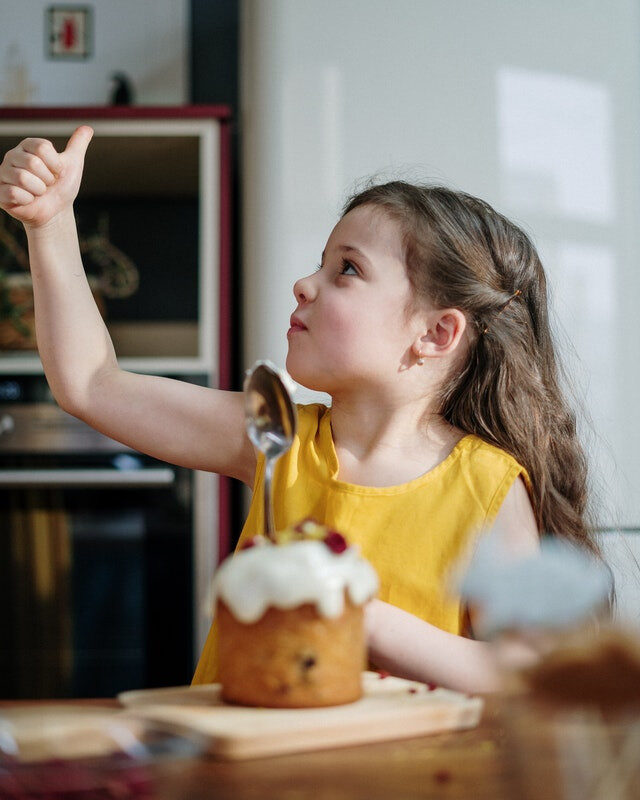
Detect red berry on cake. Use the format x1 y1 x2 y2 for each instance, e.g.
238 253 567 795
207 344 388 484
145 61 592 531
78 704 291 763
240 537 257 550
324 530 348 554
240 535 267 550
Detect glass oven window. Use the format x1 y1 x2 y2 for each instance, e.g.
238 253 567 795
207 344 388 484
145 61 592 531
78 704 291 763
0 464 193 699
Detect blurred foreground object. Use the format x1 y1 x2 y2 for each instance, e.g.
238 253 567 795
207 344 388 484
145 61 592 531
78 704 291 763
506 626 640 800
459 533 613 641
0 705 204 799
459 532 639 799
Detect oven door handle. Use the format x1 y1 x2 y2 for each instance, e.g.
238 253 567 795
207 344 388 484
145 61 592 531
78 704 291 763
0 467 176 488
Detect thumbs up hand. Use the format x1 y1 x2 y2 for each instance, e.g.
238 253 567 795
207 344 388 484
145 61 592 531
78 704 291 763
0 126 93 229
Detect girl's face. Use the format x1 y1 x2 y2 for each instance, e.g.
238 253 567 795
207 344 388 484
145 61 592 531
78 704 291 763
286 205 424 395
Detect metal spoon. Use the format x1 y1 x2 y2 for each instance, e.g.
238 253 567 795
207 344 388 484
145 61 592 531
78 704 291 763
243 360 298 541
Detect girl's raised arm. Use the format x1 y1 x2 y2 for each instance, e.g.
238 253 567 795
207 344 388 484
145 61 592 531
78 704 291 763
0 128 256 484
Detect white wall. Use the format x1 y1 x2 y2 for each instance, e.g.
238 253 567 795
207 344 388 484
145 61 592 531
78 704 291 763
0 0 188 105
241 0 640 529
600 532 640 626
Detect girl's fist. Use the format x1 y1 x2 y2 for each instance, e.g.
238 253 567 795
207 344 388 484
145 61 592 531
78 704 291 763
0 126 93 229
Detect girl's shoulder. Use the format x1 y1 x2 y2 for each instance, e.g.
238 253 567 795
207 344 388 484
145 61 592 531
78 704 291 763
457 432 532 495
457 431 520 461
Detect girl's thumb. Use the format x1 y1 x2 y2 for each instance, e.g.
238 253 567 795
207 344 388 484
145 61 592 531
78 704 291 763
64 125 94 158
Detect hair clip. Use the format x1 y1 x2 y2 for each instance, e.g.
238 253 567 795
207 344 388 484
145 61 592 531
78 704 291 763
482 289 522 335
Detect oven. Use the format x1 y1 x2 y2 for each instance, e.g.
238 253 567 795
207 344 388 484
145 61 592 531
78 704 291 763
0 376 218 700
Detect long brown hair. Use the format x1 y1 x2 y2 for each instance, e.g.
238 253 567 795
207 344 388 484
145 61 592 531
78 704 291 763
342 180 599 556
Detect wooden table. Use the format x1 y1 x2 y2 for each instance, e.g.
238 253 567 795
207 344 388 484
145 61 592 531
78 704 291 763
170 697 508 800
1 696 510 799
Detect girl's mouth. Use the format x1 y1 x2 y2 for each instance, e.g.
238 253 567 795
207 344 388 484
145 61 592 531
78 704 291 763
288 315 307 335
287 324 306 337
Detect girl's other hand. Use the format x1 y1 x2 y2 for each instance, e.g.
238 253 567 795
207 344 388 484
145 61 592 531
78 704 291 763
0 125 93 230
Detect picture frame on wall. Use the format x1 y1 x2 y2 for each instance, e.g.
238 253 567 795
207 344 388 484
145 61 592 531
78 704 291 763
46 5 93 60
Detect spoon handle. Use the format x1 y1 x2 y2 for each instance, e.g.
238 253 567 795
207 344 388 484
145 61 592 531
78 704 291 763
263 455 276 541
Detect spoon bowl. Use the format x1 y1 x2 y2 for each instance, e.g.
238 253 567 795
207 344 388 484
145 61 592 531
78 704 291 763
244 360 298 540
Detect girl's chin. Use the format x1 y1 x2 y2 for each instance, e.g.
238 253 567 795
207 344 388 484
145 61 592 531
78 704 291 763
285 356 331 394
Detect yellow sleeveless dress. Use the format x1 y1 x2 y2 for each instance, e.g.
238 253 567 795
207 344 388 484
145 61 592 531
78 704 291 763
192 403 531 684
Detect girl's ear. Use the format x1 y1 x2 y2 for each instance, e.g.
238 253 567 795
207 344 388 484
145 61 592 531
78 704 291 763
413 308 467 359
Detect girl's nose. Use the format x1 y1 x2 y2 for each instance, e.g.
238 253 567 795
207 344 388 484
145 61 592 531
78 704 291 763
293 272 317 303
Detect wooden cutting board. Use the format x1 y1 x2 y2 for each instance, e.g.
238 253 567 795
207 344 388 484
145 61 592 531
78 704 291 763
118 671 483 760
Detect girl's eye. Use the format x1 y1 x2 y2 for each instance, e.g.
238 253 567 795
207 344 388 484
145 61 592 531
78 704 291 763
339 259 358 276
313 260 358 276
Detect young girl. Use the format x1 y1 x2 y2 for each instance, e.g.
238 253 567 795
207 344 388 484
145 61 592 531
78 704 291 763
0 127 600 693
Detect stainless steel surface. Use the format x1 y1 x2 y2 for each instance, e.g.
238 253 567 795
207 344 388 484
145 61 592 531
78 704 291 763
243 360 297 540
0 467 175 488
0 403 135 454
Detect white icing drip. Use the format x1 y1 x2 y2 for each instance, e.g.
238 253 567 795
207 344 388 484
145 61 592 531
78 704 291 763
212 540 379 624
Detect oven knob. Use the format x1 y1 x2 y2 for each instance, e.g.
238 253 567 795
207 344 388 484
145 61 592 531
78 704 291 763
0 414 15 436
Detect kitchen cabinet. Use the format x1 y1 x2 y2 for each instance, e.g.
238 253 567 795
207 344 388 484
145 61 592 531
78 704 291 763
0 108 233 682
